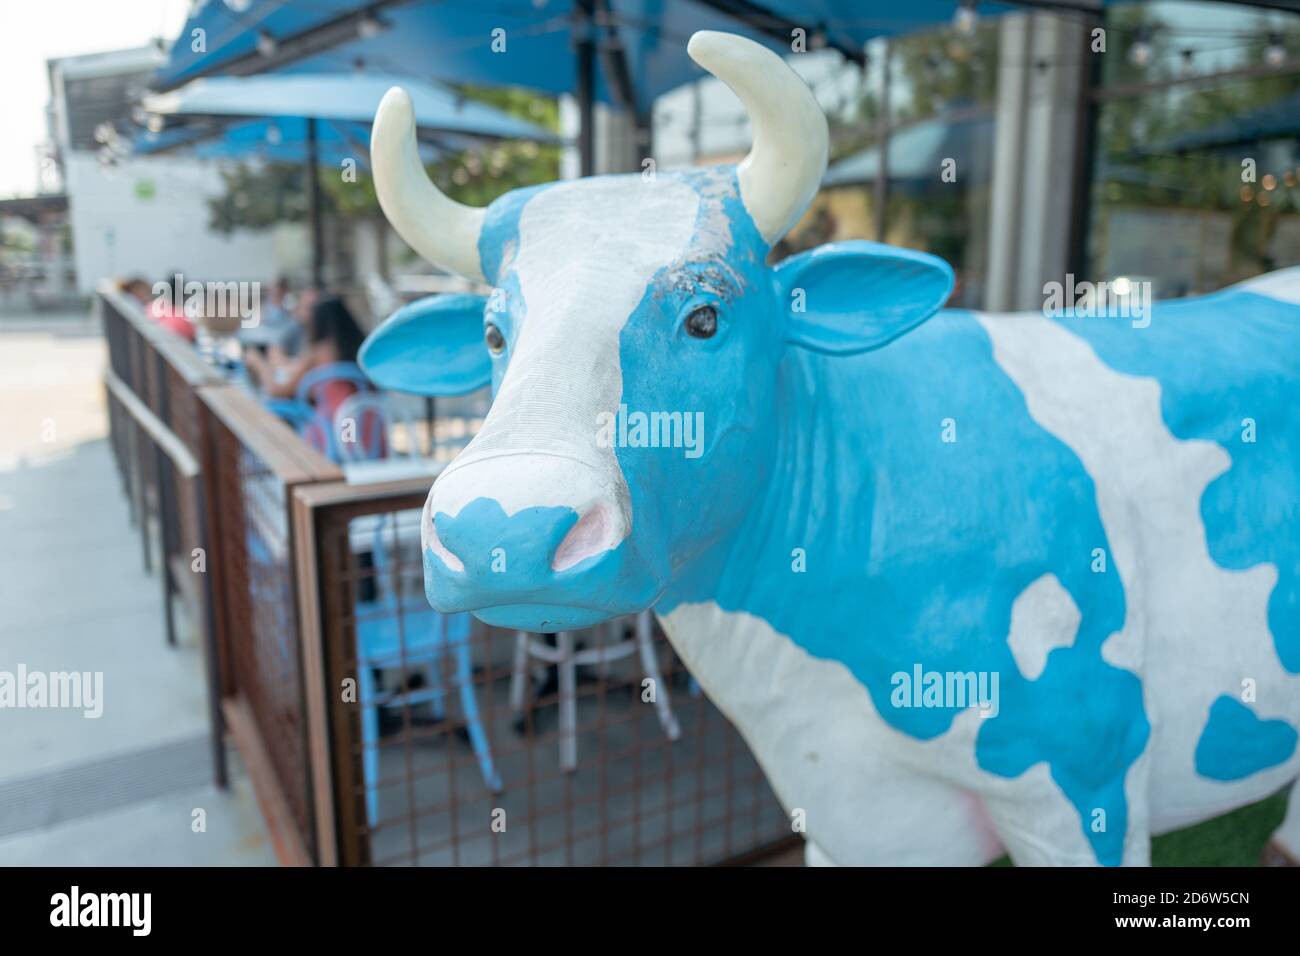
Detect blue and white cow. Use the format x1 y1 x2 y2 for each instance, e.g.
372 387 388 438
360 31 1300 866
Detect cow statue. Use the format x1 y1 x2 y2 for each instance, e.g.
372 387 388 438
359 30 1300 866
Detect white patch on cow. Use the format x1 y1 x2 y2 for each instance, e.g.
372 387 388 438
657 601 1110 864
425 176 704 561
1007 573 1080 680
975 310 1300 831
1233 265 1300 305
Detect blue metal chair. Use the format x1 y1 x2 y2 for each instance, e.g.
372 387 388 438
295 361 372 408
356 515 502 826
331 391 409 464
263 363 375 461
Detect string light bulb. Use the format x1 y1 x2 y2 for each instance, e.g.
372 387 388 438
1265 33 1286 67
1129 26 1153 68
953 1 978 37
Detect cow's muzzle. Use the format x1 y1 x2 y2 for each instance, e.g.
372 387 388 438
420 452 657 631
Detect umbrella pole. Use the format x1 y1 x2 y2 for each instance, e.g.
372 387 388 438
874 40 891 243
307 116 324 287
576 0 596 176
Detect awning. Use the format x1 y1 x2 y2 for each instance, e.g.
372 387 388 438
153 0 1050 111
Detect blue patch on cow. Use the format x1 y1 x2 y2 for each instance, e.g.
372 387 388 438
426 496 656 631
1195 695 1298 780
1056 289 1300 673
636 290 1151 864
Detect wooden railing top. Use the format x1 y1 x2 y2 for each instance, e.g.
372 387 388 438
97 283 225 388
199 383 343 486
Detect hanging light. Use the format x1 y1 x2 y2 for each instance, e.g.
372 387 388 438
953 1 978 38
357 15 383 40
1129 26 1153 68
222 0 251 11
1265 33 1286 67
256 31 277 57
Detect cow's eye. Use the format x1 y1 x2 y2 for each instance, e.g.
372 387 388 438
485 322 506 354
685 305 717 340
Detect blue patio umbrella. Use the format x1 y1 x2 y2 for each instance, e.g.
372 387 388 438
823 111 994 191
137 71 554 284
141 72 550 140
134 116 444 166
1144 89 1300 155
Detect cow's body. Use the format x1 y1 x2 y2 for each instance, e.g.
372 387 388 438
657 278 1300 865
361 30 1300 865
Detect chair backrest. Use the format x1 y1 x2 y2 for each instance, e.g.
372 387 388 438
332 392 392 463
296 361 372 410
362 509 423 610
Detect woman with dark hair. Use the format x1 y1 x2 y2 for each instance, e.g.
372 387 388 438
244 296 367 402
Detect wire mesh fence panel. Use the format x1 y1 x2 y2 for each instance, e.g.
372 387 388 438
305 490 793 867
200 385 341 862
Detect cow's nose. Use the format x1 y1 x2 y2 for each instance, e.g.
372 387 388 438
422 453 628 577
427 499 620 574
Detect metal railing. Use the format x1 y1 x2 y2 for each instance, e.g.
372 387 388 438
98 286 797 867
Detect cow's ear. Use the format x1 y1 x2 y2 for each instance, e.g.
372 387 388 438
360 293 491 396
773 241 954 355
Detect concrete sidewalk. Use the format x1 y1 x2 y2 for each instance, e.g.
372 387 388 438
0 313 276 865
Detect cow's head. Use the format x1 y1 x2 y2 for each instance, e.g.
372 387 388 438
361 31 953 631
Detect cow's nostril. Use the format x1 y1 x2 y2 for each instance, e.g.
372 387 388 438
426 515 465 572
552 502 616 572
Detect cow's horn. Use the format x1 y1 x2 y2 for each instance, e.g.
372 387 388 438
687 31 828 245
372 87 486 282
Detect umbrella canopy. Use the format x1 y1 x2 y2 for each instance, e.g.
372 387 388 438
1149 89 1300 154
135 71 550 286
824 111 993 190
134 116 446 166
141 72 554 141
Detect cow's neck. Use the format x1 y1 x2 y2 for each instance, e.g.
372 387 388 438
660 345 877 624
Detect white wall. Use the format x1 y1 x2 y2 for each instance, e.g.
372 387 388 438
63 151 292 294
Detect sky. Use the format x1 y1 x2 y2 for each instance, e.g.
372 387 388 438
0 0 190 198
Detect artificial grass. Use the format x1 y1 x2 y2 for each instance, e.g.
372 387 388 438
988 788 1290 866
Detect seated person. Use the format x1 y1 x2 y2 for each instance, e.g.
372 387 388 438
116 275 193 342
243 296 366 416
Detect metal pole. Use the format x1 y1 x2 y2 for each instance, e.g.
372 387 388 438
1067 16 1104 280
195 477 229 790
307 116 324 287
874 40 891 242
575 0 596 177
155 441 177 647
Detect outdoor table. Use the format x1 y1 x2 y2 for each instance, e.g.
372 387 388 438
342 457 443 485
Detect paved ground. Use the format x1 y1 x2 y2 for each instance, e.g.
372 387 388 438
0 309 276 865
